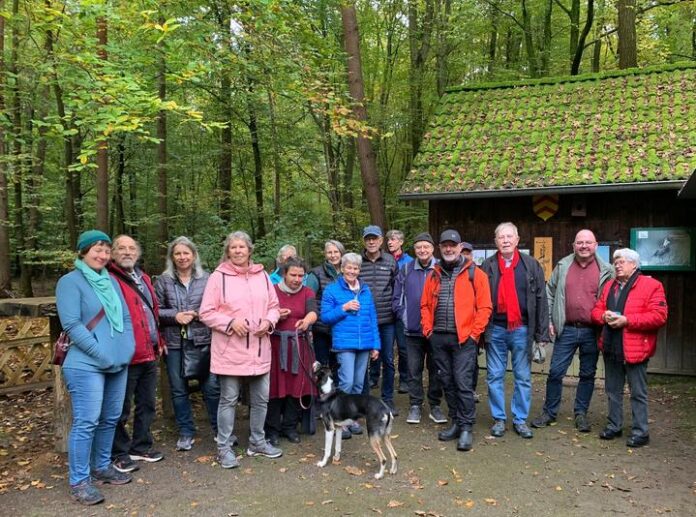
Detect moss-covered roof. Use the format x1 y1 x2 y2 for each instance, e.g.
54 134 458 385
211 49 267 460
402 63 696 198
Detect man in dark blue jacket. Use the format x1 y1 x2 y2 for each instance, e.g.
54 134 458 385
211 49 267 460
360 225 399 419
393 232 446 425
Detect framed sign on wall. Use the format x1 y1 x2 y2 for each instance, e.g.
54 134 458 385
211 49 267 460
630 227 695 271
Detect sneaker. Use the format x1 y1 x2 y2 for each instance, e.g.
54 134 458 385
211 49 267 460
429 406 448 424
176 435 195 451
513 422 534 439
129 450 164 463
349 422 363 435
70 480 104 506
218 449 240 469
490 419 506 437
246 441 283 459
91 464 132 485
112 456 139 473
531 412 556 428
406 405 422 424
575 413 591 433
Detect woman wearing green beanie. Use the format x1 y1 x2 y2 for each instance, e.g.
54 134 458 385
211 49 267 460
55 230 135 505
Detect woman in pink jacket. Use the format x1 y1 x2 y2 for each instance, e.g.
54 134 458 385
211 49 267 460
199 231 281 469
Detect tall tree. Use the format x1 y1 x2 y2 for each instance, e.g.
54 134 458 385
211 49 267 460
156 33 168 262
617 0 638 68
0 0 11 296
340 1 386 229
571 0 595 74
95 16 109 231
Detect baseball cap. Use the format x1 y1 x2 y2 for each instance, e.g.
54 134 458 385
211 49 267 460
439 229 461 244
362 225 383 238
461 241 473 251
413 232 435 246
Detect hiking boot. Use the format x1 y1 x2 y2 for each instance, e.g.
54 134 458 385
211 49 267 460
70 480 104 506
246 441 283 459
490 420 506 437
112 456 139 473
626 434 650 448
429 406 447 424
349 422 363 435
575 413 591 433
129 450 164 463
513 422 534 439
176 435 195 451
457 430 473 451
406 405 421 424
531 412 556 428
91 464 132 485
438 424 460 441
218 449 240 469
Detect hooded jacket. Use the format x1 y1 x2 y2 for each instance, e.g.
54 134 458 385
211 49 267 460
199 261 280 376
321 276 380 352
591 274 668 364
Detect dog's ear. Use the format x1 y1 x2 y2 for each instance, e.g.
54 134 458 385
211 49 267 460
313 361 322 373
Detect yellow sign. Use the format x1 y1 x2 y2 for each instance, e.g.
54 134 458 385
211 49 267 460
532 195 559 221
534 237 553 281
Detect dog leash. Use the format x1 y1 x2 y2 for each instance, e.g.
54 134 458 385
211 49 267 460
295 328 318 411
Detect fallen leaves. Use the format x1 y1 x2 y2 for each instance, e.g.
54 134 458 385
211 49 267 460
344 466 364 476
484 498 497 506
387 500 404 508
195 455 213 463
437 479 448 486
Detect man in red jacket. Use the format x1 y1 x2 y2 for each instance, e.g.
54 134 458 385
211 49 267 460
591 248 668 448
108 235 166 473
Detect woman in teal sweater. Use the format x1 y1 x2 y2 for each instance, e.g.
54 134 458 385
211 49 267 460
56 230 135 505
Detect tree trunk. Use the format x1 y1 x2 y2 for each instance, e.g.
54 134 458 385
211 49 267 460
407 0 433 170
95 16 109 231
521 0 540 77
617 0 637 68
435 0 453 98
340 2 386 229
539 0 554 76
569 0 580 64
0 0 11 296
487 4 498 75
114 139 126 235
571 0 594 75
246 86 266 239
218 73 233 223
267 89 282 225
156 45 168 263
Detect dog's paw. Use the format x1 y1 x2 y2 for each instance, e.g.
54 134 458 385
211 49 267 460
316 460 327 468
389 465 398 475
332 455 341 464
374 472 384 480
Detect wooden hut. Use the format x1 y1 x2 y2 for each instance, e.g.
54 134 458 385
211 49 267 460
401 63 696 375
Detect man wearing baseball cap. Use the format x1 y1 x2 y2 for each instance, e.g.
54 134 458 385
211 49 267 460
359 225 399 421
421 229 493 451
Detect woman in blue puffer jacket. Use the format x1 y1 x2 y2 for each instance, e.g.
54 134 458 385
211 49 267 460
321 252 380 405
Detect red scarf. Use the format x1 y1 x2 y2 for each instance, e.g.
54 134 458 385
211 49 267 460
497 249 523 330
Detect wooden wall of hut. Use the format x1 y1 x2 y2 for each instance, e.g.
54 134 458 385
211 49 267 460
426 189 696 375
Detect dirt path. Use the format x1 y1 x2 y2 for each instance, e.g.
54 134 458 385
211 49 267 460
1 375 694 516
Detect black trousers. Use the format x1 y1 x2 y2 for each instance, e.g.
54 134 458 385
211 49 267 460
405 335 443 407
430 332 477 429
265 396 301 436
112 360 158 459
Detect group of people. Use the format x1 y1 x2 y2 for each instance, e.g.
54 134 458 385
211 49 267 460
56 223 668 506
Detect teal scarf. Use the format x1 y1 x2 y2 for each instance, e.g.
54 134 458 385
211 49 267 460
74 259 124 335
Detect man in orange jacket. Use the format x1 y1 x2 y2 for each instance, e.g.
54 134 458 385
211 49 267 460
421 229 492 451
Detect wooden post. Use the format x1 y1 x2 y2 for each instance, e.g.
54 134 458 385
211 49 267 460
49 314 70 453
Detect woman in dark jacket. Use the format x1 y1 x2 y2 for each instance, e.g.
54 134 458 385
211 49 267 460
155 236 220 452
306 239 345 366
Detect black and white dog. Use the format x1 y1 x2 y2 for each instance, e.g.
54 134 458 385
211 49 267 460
314 363 397 479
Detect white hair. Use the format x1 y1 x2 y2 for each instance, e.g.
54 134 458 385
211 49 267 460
324 240 346 255
276 244 297 264
221 231 254 263
494 222 519 239
613 248 641 266
341 252 363 268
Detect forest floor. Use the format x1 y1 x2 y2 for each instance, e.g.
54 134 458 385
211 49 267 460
1 373 695 517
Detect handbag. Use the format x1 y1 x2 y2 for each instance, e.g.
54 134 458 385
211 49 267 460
180 329 211 380
532 341 546 364
52 308 106 366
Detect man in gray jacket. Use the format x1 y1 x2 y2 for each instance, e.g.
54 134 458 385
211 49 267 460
531 229 613 432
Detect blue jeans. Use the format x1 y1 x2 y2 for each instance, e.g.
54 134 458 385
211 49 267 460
165 348 221 437
63 367 128 486
486 325 531 424
543 327 598 418
337 351 370 394
363 323 395 401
